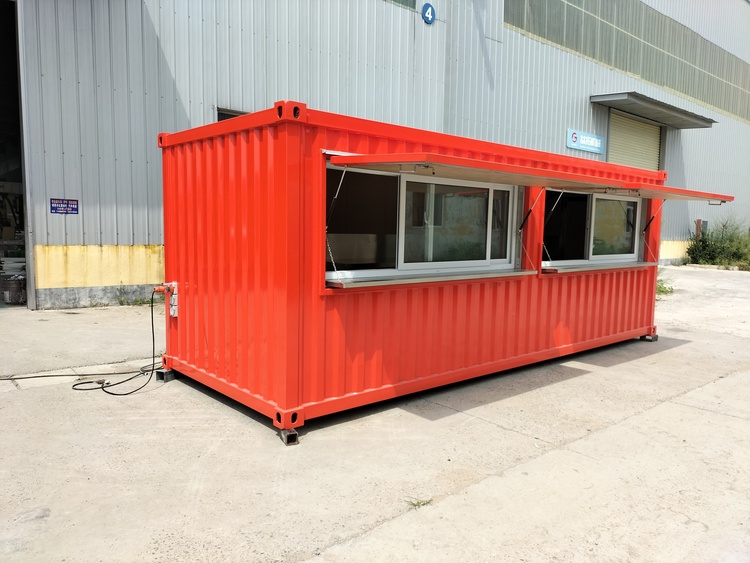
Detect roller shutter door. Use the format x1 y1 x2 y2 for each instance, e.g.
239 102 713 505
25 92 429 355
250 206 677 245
608 112 661 170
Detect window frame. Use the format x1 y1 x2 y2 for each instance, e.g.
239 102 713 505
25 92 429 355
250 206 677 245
397 174 515 271
588 193 641 263
324 165 401 280
324 167 518 282
541 189 642 268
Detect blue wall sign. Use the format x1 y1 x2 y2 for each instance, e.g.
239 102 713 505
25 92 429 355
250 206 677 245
50 198 79 214
566 128 605 155
422 3 436 24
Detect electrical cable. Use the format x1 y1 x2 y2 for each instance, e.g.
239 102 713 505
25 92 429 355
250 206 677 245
2 291 162 396
71 290 160 395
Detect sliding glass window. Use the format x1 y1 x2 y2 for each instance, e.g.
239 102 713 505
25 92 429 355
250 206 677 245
399 176 514 270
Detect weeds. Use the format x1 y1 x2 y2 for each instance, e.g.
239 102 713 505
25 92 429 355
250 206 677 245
115 282 159 306
686 216 750 269
655 267 674 299
405 497 433 510
656 277 673 296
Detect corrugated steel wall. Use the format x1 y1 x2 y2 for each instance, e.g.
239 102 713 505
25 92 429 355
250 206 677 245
18 0 749 250
18 0 165 247
640 0 750 63
161 121 301 415
160 110 662 427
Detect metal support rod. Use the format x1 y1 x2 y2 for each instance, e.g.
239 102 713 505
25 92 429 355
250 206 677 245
325 165 349 229
543 189 565 227
642 200 665 235
517 188 545 234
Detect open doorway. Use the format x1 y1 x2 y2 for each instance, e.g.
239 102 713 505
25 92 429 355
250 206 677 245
0 0 27 307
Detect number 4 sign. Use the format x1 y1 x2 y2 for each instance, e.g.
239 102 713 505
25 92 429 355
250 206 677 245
422 3 435 25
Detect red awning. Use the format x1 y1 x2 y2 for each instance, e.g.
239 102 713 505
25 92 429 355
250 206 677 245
329 152 734 203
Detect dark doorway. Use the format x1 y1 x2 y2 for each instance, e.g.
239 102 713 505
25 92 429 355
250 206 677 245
0 0 27 306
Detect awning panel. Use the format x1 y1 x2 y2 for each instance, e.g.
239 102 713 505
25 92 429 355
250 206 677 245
590 92 716 129
329 153 733 203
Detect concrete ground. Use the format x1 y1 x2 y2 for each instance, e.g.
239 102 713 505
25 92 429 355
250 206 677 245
0 265 748 562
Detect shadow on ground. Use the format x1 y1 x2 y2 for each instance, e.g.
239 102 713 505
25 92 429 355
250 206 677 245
168 335 691 442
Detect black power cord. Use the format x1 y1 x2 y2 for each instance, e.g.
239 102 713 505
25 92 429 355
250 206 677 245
2 290 162 396
72 290 160 395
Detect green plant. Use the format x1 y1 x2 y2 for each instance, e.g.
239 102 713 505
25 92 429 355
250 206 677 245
656 278 673 296
686 217 750 266
116 282 126 306
655 267 674 297
115 283 155 306
405 497 432 510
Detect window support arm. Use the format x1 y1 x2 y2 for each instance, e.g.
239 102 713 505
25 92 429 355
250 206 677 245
325 165 349 231
325 166 349 275
641 199 665 235
517 188 545 234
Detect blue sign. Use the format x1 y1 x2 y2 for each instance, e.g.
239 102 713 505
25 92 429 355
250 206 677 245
50 198 79 215
567 129 604 154
422 3 435 24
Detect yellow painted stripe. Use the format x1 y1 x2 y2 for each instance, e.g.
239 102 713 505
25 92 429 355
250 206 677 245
659 240 690 261
34 245 164 289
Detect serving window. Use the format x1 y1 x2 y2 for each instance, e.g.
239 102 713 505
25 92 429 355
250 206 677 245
325 168 399 270
326 167 517 282
543 189 641 266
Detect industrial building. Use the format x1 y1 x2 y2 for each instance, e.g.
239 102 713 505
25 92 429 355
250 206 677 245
2 0 748 309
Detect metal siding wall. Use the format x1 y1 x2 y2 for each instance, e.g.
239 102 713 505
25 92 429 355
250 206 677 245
19 2 46 251
496 30 749 242
160 109 662 427
142 2 162 242
57 1 83 245
162 122 302 418
19 0 748 252
660 119 750 242
37 3 64 244
640 0 750 62
74 0 100 244
21 0 171 247
307 268 656 412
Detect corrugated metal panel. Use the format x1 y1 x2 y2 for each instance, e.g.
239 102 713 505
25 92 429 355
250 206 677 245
57 0 83 246
37 2 64 244
18 0 747 255
91 1 117 245
160 103 663 430
305 267 656 414
161 122 302 421
20 0 180 247
608 112 661 171
142 1 162 243
640 0 750 62
660 119 750 242
495 29 747 244
74 0 101 245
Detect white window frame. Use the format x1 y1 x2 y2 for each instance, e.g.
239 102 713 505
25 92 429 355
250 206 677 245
325 169 517 282
398 174 515 272
541 190 641 268
324 165 401 281
589 194 641 263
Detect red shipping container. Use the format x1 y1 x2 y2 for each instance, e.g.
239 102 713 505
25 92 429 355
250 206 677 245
158 101 732 442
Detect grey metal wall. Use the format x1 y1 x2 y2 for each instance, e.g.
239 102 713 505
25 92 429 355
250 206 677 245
18 0 750 249
19 1 165 247
640 0 750 62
